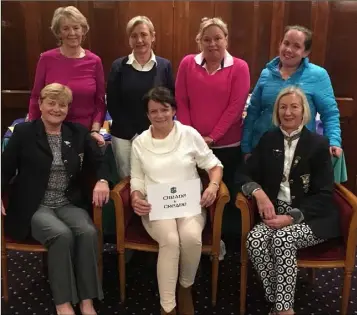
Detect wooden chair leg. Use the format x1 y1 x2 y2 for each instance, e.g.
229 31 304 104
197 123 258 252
1 247 9 302
98 239 103 283
240 261 248 315
211 254 219 306
341 269 352 315
307 268 315 284
118 251 126 303
42 252 48 278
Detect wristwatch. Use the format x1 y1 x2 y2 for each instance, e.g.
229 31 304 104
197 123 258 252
287 208 304 224
210 181 220 189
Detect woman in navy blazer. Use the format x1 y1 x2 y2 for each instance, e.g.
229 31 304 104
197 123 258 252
236 86 340 314
106 16 174 180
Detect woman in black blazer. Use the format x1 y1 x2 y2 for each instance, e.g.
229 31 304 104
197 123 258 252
236 86 340 315
1 83 110 315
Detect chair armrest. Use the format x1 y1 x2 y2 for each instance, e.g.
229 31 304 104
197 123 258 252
92 205 103 241
210 181 230 252
1 214 5 250
110 176 132 252
335 184 357 270
235 193 257 234
235 193 258 264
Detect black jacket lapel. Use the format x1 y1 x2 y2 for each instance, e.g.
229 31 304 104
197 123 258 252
289 127 310 178
271 129 285 184
61 124 74 174
35 120 52 157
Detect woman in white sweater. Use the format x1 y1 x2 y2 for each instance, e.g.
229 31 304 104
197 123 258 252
130 87 223 315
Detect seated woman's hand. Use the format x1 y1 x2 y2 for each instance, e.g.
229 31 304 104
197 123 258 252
244 153 252 162
132 197 152 216
92 180 110 207
90 131 105 147
330 146 343 158
1 200 6 216
253 189 276 220
200 183 218 208
263 215 293 229
203 136 214 147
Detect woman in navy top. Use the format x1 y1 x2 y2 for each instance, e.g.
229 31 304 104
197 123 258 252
106 16 174 180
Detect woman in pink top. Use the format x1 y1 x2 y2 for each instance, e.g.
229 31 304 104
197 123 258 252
175 17 250 190
29 6 106 146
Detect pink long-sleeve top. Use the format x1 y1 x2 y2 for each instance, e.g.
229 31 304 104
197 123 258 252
175 53 250 147
29 48 106 130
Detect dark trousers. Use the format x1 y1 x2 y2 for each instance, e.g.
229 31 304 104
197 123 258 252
212 146 242 236
31 204 103 305
212 146 242 191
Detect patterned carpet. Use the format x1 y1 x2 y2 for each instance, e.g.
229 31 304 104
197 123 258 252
1 238 357 315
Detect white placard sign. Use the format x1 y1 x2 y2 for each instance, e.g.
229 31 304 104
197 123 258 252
147 178 201 221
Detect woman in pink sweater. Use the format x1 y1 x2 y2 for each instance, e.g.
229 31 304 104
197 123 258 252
175 17 250 191
28 6 106 146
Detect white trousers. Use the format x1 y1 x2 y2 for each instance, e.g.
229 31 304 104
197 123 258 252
111 136 133 180
142 211 206 312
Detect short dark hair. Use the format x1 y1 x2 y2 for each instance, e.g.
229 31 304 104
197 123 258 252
283 25 313 51
143 87 176 112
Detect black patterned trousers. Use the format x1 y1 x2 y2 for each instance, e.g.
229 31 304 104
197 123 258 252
246 200 324 311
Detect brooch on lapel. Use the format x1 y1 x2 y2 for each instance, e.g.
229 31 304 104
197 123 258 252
64 141 71 147
293 156 301 167
273 149 283 158
78 153 84 170
300 174 310 193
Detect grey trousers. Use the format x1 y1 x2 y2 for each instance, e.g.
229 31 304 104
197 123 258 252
31 204 103 305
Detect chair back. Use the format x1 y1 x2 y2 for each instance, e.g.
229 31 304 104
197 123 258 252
119 179 134 228
198 171 215 223
334 187 355 245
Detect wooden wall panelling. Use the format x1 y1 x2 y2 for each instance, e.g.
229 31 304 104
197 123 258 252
1 92 30 136
285 1 312 30
22 2 42 88
89 1 121 77
172 1 214 73
310 1 329 66
323 1 357 193
172 1 189 73
253 2 274 85
1 1 29 90
2 2 33 135
223 2 256 85
224 1 273 88
269 1 286 59
325 1 357 98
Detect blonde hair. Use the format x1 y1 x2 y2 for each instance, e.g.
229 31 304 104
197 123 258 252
39 83 73 105
51 6 89 44
272 86 311 126
196 17 228 51
126 16 155 36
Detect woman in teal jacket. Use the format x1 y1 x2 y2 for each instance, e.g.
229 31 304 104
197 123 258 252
242 25 342 159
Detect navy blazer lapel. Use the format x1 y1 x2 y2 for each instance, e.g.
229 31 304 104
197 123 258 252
289 127 309 178
271 129 285 182
153 60 162 87
35 120 52 157
61 123 74 169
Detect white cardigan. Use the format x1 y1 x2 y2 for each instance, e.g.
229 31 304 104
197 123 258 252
130 121 223 196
